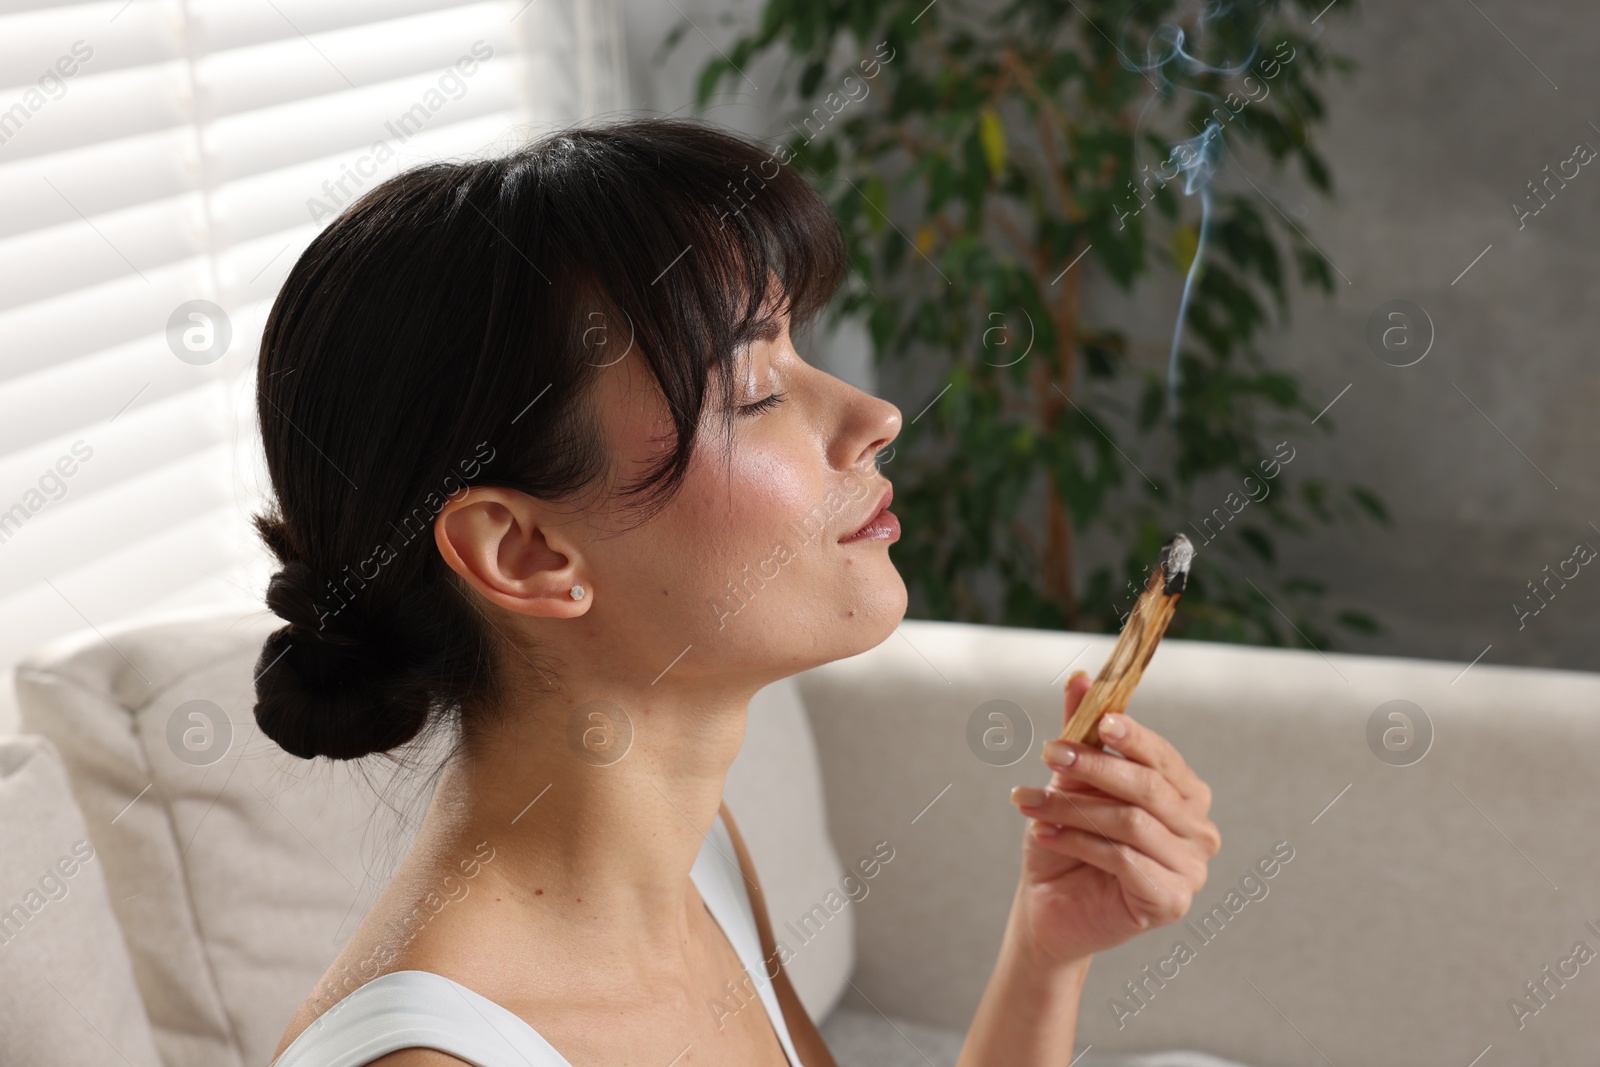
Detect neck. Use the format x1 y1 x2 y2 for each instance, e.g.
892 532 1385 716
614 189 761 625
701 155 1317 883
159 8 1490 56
417 676 758 963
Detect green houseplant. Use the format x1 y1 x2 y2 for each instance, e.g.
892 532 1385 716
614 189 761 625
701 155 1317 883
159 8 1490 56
674 0 1387 649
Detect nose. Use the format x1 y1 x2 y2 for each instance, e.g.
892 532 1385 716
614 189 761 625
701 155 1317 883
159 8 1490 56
835 381 901 474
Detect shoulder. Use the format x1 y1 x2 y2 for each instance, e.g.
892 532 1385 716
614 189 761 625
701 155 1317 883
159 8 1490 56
363 1051 478 1066
273 1010 477 1067
271 973 457 1064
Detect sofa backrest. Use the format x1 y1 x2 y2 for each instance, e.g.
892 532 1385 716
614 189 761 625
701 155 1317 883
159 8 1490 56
796 618 1600 1067
0 733 165 1067
13 603 851 1067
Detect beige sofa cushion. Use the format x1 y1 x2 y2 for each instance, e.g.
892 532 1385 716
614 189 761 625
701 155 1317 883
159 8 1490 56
15 603 851 1067
0 734 164 1067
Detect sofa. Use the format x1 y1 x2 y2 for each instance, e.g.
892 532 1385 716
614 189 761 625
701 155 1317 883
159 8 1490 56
3 601 1598 1066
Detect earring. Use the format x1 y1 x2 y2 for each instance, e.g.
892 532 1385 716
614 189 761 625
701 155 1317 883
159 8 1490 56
570 584 586 601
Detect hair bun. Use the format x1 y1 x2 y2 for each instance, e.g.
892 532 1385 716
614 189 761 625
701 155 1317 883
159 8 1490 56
253 561 436 760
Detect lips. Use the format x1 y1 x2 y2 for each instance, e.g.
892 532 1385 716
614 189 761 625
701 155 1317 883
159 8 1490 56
839 484 896 543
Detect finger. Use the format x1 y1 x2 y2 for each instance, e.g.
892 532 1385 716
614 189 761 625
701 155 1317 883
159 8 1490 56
1034 759 1222 858
1037 742 1197 839
1092 714 1208 804
1015 789 1196 874
1107 713 1203 806
1028 827 1194 928
1022 817 1089 869
1045 770 1113 798
1061 670 1091 730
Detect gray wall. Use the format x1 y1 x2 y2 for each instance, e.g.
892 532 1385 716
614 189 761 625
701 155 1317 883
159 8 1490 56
615 0 1600 673
1232 1 1600 673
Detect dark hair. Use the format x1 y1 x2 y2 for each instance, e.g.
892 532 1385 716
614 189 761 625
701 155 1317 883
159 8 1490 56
251 116 848 761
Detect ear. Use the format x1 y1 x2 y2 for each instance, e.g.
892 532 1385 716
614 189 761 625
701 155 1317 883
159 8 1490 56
434 486 590 619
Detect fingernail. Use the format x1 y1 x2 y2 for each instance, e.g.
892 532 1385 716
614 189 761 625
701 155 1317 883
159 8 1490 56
1069 670 1089 685
1011 785 1046 807
1033 822 1061 837
1042 740 1077 767
1100 714 1128 740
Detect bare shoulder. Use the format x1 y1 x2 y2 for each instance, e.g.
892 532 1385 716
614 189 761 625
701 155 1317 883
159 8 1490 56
363 1050 478 1066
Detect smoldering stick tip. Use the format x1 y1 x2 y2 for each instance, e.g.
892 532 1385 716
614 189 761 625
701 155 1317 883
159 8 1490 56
1160 533 1195 595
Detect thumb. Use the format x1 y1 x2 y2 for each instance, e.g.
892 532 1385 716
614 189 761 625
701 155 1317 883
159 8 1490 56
1063 669 1091 730
1048 670 1096 795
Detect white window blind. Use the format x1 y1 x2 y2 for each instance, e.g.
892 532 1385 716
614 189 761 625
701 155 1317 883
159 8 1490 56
0 0 628 718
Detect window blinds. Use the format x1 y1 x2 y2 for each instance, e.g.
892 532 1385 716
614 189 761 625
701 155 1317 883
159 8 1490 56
0 0 627 706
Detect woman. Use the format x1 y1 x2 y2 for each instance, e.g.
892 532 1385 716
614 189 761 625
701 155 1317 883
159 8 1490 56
259 116 1219 1067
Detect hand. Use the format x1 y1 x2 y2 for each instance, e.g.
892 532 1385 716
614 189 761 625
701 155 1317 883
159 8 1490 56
1007 672 1220 966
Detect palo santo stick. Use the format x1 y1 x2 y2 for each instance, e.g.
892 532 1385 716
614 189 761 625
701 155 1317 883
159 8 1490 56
1059 534 1195 747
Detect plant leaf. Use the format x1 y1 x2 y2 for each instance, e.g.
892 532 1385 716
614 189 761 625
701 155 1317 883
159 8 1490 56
979 106 1007 179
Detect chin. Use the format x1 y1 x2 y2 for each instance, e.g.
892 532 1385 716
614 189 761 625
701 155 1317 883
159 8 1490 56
730 560 908 679
838 562 909 655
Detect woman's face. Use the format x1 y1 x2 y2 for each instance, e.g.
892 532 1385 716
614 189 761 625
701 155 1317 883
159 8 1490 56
575 300 906 690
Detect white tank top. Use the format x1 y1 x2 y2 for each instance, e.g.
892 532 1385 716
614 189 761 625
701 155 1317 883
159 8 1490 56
272 812 804 1067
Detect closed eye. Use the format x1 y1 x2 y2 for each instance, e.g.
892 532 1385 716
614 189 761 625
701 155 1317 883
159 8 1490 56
738 390 788 415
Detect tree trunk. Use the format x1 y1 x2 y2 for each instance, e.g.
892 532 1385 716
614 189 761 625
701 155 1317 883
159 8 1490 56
1039 242 1083 628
